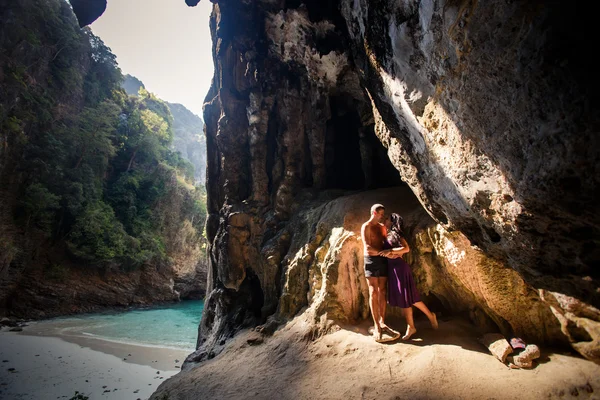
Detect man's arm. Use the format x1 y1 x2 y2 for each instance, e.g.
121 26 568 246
360 223 368 253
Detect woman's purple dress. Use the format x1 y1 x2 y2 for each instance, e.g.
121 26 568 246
385 240 421 308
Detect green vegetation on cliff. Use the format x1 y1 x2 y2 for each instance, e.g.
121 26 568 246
122 74 207 185
0 0 206 272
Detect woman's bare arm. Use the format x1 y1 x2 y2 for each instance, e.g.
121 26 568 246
393 237 410 254
380 237 410 258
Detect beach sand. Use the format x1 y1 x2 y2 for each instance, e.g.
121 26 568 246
151 315 600 400
0 325 191 400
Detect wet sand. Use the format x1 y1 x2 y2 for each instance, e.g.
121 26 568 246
0 326 191 400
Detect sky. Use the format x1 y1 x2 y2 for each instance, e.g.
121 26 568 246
90 0 214 118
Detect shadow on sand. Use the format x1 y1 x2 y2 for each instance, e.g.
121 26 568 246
341 313 545 358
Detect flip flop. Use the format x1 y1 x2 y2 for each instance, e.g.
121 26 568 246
382 326 400 336
375 329 400 343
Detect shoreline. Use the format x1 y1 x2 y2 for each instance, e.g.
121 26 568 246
20 319 194 372
0 325 192 400
3 298 204 328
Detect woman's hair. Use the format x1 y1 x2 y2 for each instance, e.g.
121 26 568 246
387 213 404 247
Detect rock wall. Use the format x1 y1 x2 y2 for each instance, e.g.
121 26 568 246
194 0 599 364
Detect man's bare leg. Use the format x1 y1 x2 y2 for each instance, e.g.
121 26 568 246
377 277 398 335
402 307 417 340
367 277 382 339
377 277 386 327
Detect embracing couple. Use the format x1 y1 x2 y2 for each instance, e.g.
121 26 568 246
361 203 438 343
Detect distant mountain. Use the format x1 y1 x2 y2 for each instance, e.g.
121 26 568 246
122 74 144 97
121 75 206 184
166 102 207 185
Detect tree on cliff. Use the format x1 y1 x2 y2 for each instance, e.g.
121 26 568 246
1 0 206 273
121 74 207 185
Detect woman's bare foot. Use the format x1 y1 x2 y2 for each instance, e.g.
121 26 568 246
402 326 417 340
430 313 438 330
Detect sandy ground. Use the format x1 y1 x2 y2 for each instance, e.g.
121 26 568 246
0 326 191 400
150 314 600 400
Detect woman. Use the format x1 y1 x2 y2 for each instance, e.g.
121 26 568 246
379 213 438 340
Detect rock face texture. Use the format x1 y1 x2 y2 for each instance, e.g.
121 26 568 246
68 0 107 27
193 0 599 364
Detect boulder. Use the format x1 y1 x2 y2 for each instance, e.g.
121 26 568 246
481 333 513 363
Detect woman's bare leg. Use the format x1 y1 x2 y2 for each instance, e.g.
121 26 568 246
402 307 417 340
413 301 438 329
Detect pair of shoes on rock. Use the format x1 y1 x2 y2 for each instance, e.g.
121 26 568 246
509 344 541 369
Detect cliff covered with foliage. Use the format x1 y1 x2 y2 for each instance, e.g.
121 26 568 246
0 0 207 318
122 74 207 185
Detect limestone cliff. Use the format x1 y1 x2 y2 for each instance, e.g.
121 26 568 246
168 102 207 185
121 74 208 185
190 0 599 365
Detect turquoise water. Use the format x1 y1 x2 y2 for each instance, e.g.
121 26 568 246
33 300 204 350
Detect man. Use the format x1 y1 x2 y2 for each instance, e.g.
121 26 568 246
361 204 400 342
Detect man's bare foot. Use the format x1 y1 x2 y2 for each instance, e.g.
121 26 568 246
430 313 438 330
402 326 417 340
373 329 383 342
368 326 382 340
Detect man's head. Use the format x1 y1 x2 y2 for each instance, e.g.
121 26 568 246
370 204 385 222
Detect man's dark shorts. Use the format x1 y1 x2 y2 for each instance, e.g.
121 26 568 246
364 254 388 278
